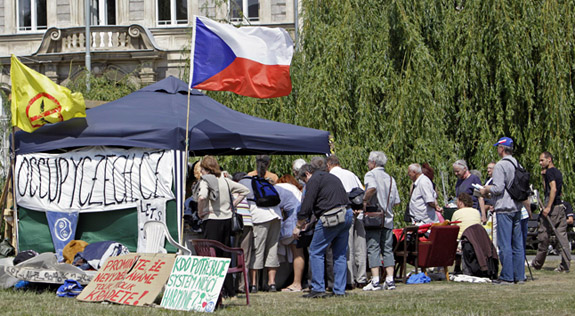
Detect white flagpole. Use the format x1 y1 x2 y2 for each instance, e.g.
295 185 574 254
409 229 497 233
180 16 198 247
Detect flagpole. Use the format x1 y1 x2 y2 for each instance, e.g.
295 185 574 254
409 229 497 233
180 16 198 248
9 127 18 253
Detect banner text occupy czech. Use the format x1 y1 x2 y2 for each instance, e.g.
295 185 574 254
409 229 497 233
15 147 175 212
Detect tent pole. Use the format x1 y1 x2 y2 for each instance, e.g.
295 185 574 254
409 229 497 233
10 127 18 253
180 89 191 250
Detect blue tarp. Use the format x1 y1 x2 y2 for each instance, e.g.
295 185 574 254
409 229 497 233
14 76 330 155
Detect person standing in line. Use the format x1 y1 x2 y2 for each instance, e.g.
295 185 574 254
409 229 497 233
326 155 367 289
531 152 570 272
241 157 283 293
293 163 352 298
196 156 250 298
407 163 441 225
361 151 400 291
479 137 525 284
248 155 279 184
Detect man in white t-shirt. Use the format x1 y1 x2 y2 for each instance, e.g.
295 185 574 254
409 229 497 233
408 163 441 225
327 155 367 289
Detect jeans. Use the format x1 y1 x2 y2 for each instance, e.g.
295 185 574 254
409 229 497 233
309 208 352 295
496 211 525 282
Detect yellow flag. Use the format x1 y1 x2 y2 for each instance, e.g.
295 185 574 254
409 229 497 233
10 55 86 133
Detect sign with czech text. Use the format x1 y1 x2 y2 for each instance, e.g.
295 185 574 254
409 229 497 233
77 253 176 306
160 255 230 312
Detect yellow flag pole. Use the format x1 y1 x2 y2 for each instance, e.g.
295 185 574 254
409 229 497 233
10 126 18 253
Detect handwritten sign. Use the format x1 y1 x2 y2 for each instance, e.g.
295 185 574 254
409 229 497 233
160 256 230 312
4 266 94 285
15 147 175 212
77 253 175 306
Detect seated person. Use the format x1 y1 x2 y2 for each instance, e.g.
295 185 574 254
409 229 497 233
452 193 482 273
452 193 482 240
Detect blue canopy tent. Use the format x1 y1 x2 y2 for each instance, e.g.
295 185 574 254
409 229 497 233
12 76 330 253
15 76 330 155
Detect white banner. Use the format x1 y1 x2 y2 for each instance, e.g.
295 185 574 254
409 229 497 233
15 146 175 213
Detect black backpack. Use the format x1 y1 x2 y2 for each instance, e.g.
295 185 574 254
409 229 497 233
348 187 365 210
247 176 281 207
503 159 531 202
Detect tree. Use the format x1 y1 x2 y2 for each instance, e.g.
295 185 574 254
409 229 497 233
195 0 575 226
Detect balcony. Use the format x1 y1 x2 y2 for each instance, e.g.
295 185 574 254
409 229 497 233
36 24 163 54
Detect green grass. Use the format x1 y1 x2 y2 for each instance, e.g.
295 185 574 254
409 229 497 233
0 260 573 316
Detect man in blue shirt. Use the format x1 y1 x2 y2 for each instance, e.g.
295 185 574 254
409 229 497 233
453 159 482 210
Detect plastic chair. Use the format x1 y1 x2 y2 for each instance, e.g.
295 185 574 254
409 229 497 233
142 220 191 255
191 239 249 306
418 225 460 281
393 226 420 283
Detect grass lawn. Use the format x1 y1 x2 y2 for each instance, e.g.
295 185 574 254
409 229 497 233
0 259 573 316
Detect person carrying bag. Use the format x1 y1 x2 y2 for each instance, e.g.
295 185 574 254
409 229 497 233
363 177 394 228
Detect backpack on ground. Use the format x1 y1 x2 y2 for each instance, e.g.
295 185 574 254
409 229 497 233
247 176 281 207
503 159 531 201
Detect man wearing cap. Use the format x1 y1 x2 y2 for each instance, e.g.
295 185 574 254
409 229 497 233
531 151 570 272
480 137 525 284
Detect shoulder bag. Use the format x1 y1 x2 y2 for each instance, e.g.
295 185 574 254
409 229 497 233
225 179 244 233
363 176 394 228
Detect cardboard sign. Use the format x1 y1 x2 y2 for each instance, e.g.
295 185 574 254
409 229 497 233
160 256 230 312
77 253 176 306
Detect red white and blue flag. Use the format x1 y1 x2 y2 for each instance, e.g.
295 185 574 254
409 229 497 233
190 16 294 98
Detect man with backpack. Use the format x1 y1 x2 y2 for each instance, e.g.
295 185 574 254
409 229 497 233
531 152 570 272
479 137 526 285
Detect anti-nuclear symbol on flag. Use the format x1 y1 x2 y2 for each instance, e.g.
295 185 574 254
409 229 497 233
26 92 63 128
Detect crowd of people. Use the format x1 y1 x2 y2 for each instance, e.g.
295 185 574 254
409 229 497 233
182 136 573 298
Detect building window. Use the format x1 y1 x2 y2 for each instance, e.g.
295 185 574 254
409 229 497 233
230 0 259 22
157 0 188 26
17 0 47 31
90 0 117 25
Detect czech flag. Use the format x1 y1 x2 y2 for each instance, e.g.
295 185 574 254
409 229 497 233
190 16 294 99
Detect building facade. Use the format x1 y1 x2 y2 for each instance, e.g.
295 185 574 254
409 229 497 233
0 0 298 92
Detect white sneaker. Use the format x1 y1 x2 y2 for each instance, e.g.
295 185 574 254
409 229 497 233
383 280 396 290
362 281 382 291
